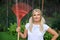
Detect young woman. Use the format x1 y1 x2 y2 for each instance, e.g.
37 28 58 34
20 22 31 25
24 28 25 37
16 9 59 40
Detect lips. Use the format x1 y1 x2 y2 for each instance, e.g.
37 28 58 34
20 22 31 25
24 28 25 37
35 17 39 19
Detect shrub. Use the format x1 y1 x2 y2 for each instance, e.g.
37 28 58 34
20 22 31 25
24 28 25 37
52 18 60 30
44 32 52 40
50 15 60 40
8 23 17 35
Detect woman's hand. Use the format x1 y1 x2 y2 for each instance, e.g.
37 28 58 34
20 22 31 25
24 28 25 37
16 27 27 38
16 27 20 33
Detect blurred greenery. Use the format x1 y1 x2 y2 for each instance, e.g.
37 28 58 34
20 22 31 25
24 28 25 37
8 23 17 35
44 32 53 40
0 32 17 40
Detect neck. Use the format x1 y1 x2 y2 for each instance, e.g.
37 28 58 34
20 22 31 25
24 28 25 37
33 21 40 25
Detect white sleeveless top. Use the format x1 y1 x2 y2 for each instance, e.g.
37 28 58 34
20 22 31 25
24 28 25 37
25 23 49 40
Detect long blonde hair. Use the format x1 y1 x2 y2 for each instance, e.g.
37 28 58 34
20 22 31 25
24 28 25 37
29 9 45 32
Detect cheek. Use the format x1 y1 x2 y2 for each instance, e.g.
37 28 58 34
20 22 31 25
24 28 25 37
37 16 41 18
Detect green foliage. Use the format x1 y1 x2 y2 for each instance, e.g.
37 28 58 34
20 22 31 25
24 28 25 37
20 25 25 33
7 22 26 40
52 19 60 30
0 32 17 40
57 35 60 40
0 5 7 31
44 32 60 40
8 23 17 35
0 24 1 27
44 32 52 40
53 12 58 17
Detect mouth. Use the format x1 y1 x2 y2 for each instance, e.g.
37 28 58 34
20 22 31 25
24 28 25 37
35 18 39 19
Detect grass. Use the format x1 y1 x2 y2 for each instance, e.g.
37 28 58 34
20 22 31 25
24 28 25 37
0 32 17 40
0 32 27 40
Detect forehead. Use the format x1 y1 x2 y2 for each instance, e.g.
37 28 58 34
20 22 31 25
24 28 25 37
32 10 41 14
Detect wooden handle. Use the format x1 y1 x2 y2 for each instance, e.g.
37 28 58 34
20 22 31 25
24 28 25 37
17 32 19 40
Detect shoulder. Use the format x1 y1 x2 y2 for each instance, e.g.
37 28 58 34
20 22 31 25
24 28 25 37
43 24 50 31
25 23 30 30
43 24 49 27
25 23 30 26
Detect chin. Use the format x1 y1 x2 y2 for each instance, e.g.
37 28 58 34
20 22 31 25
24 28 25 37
34 20 40 22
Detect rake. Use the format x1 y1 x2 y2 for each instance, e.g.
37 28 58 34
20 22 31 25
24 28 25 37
12 2 32 40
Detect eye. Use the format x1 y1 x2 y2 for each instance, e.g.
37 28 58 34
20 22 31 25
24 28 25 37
33 14 36 16
37 14 40 16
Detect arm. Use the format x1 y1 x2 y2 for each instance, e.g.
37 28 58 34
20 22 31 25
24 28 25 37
47 27 59 40
16 27 28 38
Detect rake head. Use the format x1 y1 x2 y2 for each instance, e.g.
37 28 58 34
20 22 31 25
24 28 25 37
12 2 32 19
12 2 32 27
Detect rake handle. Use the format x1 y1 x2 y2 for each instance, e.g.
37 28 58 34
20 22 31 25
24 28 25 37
18 32 19 40
17 17 21 40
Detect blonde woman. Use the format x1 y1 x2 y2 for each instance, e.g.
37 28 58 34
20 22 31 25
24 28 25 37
16 9 58 40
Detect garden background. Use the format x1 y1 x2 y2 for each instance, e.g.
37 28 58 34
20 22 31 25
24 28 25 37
0 0 60 40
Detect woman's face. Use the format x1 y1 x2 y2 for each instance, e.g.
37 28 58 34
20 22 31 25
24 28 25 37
32 11 41 22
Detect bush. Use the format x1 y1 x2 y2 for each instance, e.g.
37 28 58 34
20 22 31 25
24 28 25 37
44 32 52 40
8 23 26 40
57 35 60 40
44 32 60 40
8 23 17 35
52 20 60 40
52 18 60 30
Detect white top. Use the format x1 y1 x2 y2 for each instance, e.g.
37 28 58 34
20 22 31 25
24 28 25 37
25 23 49 40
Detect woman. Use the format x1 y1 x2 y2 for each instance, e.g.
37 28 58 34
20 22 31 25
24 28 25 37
16 9 59 40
